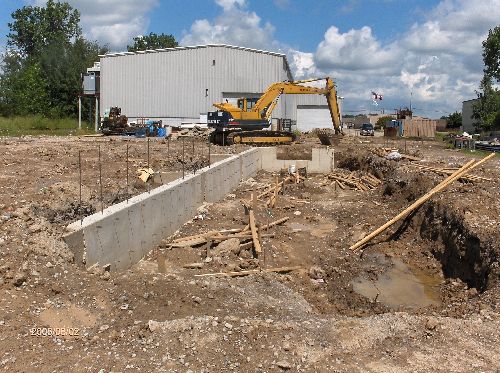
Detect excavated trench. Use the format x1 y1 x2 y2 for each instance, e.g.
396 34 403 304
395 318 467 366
416 201 498 292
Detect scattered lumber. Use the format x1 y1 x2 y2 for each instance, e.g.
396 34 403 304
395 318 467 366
167 217 289 248
413 164 492 182
194 265 302 278
349 153 495 251
327 169 382 191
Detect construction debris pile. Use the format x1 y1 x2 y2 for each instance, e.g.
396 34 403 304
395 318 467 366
371 147 421 161
176 125 212 138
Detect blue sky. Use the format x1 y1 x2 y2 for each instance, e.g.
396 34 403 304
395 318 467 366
146 0 440 51
1 0 499 117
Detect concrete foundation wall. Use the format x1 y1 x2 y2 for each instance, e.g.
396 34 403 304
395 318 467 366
64 146 332 271
260 147 334 173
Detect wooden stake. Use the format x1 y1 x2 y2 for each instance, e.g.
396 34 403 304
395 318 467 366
249 210 262 253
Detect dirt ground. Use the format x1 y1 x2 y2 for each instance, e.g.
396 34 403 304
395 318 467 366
0 133 499 372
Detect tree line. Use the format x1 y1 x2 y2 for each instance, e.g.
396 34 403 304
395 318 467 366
0 0 177 120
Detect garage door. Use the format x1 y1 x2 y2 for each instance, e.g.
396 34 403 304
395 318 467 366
296 105 333 132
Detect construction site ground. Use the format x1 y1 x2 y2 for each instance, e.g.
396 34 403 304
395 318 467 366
0 134 499 372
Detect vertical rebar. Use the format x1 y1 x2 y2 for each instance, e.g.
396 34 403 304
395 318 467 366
167 137 170 159
147 138 150 169
182 137 185 179
99 144 103 214
126 144 129 203
147 138 151 194
208 139 211 168
78 150 82 225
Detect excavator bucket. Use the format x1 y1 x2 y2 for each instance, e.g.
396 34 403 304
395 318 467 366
316 129 341 146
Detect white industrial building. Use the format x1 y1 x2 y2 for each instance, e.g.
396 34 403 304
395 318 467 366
90 44 336 131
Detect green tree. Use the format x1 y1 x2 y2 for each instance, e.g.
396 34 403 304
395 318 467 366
482 26 500 83
40 38 107 117
127 32 178 52
375 115 394 129
7 0 81 57
0 58 48 116
0 1 106 118
442 111 462 129
472 26 500 131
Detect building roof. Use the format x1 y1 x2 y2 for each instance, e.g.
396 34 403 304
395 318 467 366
99 44 294 81
462 97 480 104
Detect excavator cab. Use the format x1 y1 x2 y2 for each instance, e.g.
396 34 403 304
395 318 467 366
237 98 258 111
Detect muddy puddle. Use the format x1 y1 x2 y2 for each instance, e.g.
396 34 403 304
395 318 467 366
351 253 442 308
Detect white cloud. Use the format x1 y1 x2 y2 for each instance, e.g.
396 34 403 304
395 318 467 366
309 0 500 116
181 0 276 50
315 26 399 72
32 0 159 50
288 50 316 79
215 0 246 11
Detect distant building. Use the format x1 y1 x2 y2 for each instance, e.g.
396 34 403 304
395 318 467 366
462 98 480 133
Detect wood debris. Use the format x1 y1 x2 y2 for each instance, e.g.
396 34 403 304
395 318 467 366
327 169 382 191
413 164 491 182
166 217 289 250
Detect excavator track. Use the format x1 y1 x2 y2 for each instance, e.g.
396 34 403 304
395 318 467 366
212 130 296 146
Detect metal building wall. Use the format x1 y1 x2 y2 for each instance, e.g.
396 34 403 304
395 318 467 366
100 45 293 124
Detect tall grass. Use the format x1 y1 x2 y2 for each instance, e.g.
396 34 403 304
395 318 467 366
0 116 95 136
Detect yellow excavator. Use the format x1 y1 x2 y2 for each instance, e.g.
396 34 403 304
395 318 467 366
207 77 341 145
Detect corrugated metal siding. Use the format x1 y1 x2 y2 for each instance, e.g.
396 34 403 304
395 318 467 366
101 46 292 123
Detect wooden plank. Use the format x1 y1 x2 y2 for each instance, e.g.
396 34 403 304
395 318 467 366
172 230 218 243
210 233 274 242
350 153 495 251
194 265 302 278
239 241 254 251
249 210 262 253
260 216 289 230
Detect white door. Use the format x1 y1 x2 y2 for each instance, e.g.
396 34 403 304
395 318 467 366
296 105 333 132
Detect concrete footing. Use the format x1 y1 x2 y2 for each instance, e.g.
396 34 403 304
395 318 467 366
64 146 334 271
